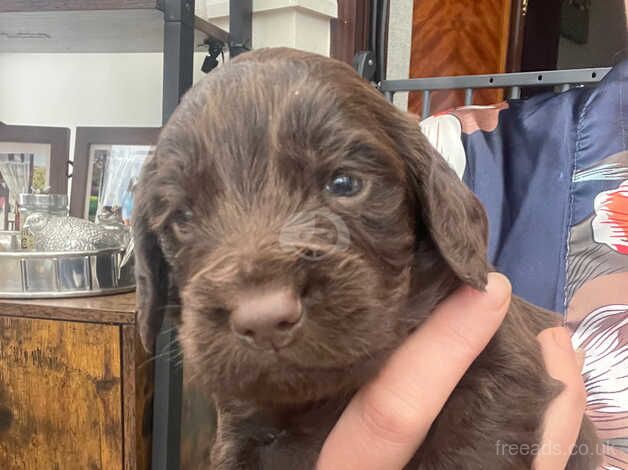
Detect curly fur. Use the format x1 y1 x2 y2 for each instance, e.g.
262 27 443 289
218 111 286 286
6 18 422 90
134 48 600 469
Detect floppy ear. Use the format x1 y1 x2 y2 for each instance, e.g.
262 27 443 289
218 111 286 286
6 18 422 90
133 159 170 352
396 116 489 290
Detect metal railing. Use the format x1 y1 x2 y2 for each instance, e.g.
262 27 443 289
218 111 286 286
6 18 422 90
378 67 611 118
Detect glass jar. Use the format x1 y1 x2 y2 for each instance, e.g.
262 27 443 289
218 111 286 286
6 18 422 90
18 193 68 223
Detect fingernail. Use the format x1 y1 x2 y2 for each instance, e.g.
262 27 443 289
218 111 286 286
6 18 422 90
485 272 512 309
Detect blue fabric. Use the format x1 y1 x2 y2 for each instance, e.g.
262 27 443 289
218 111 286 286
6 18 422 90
461 60 627 313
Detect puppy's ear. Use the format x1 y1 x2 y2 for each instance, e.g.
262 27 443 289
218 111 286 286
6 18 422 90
133 158 170 352
397 116 489 290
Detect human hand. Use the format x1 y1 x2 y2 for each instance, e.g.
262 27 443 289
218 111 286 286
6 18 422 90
317 273 586 470
533 328 587 470
317 272 511 469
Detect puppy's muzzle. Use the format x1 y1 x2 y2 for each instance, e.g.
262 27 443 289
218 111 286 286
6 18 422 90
230 288 304 350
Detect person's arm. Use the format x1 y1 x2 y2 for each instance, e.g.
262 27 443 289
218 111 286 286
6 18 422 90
317 273 586 470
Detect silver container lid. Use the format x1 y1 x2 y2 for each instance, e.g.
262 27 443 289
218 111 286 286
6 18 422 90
18 193 68 210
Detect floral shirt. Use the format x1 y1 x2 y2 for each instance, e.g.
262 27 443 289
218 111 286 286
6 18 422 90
420 59 628 470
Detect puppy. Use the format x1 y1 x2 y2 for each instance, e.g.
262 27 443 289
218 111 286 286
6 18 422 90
134 48 599 469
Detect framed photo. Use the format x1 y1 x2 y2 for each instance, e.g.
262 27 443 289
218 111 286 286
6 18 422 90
70 127 160 222
0 123 70 230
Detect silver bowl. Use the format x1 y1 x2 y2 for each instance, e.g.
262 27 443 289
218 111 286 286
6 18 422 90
0 246 135 298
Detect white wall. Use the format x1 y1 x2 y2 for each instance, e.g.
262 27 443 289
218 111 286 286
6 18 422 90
387 0 414 110
0 52 209 152
0 1 338 166
206 0 337 56
0 53 161 129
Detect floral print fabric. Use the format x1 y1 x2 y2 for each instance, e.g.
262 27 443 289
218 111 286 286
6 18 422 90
421 59 627 468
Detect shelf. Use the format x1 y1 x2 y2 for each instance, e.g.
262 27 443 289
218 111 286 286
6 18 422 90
0 1 229 53
0 0 160 11
0 292 137 324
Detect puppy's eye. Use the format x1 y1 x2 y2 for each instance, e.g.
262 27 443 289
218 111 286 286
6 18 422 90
181 209 194 222
324 174 362 197
174 208 194 223
170 208 194 237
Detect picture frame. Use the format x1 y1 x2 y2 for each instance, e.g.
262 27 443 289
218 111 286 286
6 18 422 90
0 122 70 230
70 127 161 222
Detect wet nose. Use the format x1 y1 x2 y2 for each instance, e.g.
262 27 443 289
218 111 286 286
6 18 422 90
230 289 303 349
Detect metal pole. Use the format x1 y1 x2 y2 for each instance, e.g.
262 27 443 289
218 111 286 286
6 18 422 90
229 0 252 57
162 0 195 123
153 1 195 469
377 0 389 82
464 88 473 105
509 86 521 99
378 67 610 93
421 90 431 119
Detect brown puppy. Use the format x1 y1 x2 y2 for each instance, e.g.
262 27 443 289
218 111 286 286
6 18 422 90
134 48 599 469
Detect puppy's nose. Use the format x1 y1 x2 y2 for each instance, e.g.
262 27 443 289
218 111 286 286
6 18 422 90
230 289 303 349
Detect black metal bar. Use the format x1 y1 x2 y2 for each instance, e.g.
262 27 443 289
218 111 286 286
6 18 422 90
162 0 195 123
151 317 183 470
152 1 195 470
377 0 388 81
370 0 379 53
229 0 252 57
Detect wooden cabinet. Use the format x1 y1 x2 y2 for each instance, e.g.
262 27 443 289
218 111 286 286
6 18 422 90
0 294 152 470
408 0 514 114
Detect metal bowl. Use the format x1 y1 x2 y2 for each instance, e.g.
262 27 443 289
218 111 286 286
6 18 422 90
0 246 135 298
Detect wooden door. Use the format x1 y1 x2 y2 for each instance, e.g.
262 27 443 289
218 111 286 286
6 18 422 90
408 0 514 115
331 0 371 64
0 316 123 469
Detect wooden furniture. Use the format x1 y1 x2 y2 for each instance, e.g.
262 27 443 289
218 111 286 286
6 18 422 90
331 0 371 65
408 0 514 114
0 293 153 470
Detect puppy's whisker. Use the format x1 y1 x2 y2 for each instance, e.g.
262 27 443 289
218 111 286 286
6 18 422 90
138 349 184 369
139 333 185 368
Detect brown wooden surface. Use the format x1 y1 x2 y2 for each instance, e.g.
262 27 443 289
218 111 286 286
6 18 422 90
408 0 512 115
330 0 371 64
506 0 526 72
0 292 137 324
135 338 153 470
0 0 158 12
194 15 230 45
122 325 137 470
70 127 160 218
122 325 153 470
0 315 122 469
0 123 70 196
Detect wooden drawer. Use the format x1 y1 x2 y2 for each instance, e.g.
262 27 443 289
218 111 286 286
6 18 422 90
0 294 151 470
